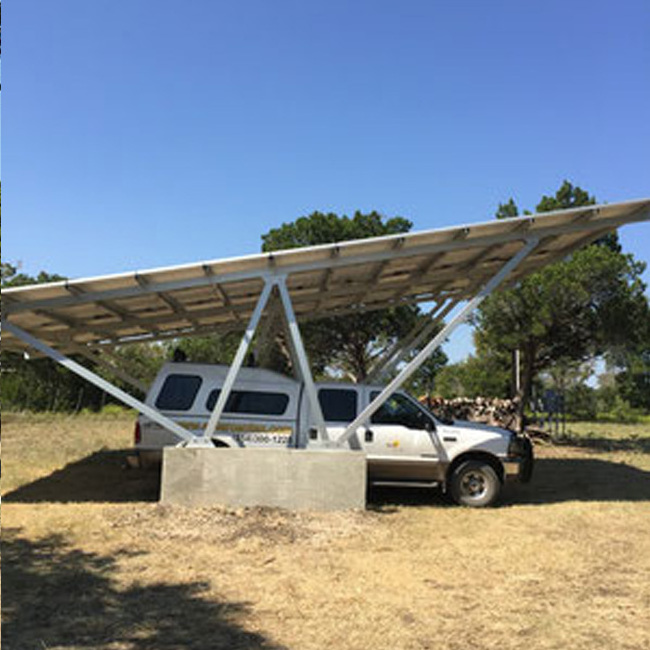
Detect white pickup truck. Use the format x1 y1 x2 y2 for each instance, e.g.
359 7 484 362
135 362 533 507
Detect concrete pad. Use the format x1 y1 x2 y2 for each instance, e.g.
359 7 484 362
160 447 367 510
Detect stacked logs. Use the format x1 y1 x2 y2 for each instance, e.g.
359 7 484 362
421 396 521 432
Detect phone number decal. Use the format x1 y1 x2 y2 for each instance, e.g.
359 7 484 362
232 432 291 445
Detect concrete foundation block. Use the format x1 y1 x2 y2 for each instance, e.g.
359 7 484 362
160 447 367 510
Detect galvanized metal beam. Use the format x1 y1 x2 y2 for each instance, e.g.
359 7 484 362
276 276 329 443
337 238 539 446
367 298 459 383
365 300 445 383
203 264 244 324
503 226 613 288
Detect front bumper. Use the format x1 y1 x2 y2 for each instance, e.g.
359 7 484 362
503 436 534 483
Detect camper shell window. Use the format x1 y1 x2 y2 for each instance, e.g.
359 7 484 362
155 374 203 411
205 389 289 416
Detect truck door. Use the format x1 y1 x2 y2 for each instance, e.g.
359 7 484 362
299 386 362 448
363 389 446 481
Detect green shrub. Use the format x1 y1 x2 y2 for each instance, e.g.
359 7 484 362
597 395 643 424
565 384 597 420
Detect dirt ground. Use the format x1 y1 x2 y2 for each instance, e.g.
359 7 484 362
2 413 650 650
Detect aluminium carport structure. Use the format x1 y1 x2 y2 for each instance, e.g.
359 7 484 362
2 198 649 446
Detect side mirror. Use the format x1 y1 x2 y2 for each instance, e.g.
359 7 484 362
425 419 436 433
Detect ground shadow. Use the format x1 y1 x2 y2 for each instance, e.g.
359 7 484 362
367 485 449 510
1 527 285 650
554 435 650 454
6 448 650 508
3 450 161 504
368 456 650 509
506 457 650 505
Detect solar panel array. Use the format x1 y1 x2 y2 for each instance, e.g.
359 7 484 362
3 199 648 354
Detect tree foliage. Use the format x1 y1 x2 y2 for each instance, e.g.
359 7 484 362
475 181 648 418
612 315 650 411
169 333 241 367
262 211 412 251
435 352 511 399
403 347 449 401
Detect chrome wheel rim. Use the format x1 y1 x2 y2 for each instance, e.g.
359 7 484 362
460 470 488 499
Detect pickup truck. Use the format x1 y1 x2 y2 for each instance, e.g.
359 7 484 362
135 362 533 507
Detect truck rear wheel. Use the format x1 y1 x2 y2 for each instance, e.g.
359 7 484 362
449 460 501 507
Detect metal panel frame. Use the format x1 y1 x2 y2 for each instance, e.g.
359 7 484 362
4 202 647 320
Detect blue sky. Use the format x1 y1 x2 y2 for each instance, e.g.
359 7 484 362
3 0 649 362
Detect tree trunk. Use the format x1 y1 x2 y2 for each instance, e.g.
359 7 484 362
517 344 536 433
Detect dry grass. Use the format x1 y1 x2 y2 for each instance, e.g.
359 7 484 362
2 413 650 650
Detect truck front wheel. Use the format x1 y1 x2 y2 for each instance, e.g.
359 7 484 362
449 460 501 507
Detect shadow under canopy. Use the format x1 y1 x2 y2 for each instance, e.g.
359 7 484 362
1 528 286 650
5 448 650 506
3 450 161 504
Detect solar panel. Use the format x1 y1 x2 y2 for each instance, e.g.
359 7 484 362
2 198 648 354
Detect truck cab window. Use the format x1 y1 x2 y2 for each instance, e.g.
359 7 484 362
370 392 431 430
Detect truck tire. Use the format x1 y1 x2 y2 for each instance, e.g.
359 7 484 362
449 460 501 507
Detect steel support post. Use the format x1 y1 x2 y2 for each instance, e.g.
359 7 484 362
337 239 539 445
202 280 274 440
3 322 194 442
276 277 329 443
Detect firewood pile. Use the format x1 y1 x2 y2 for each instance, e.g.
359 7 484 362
421 396 521 432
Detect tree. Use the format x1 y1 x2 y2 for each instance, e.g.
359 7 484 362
168 332 241 367
612 314 650 412
403 347 448 402
262 211 420 381
475 181 648 424
2 269 68 287
435 353 511 399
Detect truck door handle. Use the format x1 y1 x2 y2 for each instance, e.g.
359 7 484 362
365 429 374 443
